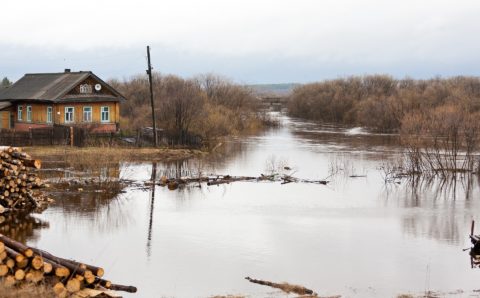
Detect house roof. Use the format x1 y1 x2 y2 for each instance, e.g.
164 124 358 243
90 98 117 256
0 71 125 102
0 101 12 111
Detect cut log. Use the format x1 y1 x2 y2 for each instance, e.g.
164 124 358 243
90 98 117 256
0 264 8 276
5 246 25 263
0 234 33 257
30 246 101 277
19 159 41 169
3 275 16 287
84 270 96 284
43 261 53 274
31 255 44 270
25 270 44 283
84 264 104 278
0 232 137 294
5 258 15 269
14 269 25 280
66 278 82 293
16 258 29 269
109 283 138 293
49 260 70 278
53 282 68 298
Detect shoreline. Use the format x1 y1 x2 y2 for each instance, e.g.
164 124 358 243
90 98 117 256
25 146 207 164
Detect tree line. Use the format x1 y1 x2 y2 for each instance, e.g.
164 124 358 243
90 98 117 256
1 77 12 89
287 75 480 132
287 75 480 174
109 73 276 144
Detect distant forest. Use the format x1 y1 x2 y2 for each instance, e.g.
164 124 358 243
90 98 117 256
287 75 480 133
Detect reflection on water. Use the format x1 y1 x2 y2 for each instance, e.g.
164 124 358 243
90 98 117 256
146 163 156 258
11 113 480 297
0 211 49 244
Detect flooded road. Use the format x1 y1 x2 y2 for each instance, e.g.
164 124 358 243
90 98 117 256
18 114 480 297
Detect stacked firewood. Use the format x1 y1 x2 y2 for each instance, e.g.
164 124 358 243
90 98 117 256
0 233 137 297
0 146 51 213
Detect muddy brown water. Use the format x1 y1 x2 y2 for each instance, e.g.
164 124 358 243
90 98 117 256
13 113 480 297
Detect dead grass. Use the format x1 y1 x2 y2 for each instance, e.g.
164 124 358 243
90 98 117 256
26 146 206 163
0 283 56 298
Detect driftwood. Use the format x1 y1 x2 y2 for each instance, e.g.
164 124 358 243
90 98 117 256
155 173 329 190
245 276 316 296
0 233 137 294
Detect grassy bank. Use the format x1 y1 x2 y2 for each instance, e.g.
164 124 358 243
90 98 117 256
26 146 206 164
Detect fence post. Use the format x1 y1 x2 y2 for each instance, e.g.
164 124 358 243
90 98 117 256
70 127 74 147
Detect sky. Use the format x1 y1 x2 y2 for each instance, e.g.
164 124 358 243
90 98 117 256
1 0 480 83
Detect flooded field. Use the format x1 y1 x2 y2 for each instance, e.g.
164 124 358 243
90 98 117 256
12 114 480 297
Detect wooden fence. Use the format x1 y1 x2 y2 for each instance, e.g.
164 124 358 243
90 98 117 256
0 126 203 148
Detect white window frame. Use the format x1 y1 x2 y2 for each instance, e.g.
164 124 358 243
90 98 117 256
47 106 52 123
83 106 92 122
101 106 110 123
26 105 32 122
17 106 23 121
80 84 92 94
65 106 74 123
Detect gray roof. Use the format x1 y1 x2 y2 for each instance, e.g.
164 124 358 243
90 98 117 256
0 101 12 110
0 71 124 102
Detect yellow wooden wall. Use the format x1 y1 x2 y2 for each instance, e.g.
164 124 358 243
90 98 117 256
15 102 119 125
15 103 52 123
0 111 9 129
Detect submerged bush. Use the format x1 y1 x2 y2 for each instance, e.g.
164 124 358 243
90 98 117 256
401 105 480 176
287 75 480 132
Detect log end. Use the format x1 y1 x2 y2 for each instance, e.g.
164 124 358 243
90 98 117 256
66 278 81 293
14 269 25 280
53 282 68 298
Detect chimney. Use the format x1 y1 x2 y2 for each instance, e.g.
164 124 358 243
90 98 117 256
64 69 71 73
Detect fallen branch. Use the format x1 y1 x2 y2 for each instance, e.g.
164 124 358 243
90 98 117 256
155 173 329 190
245 276 317 296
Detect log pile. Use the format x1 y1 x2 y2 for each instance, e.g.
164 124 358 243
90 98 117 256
0 146 51 213
0 233 137 297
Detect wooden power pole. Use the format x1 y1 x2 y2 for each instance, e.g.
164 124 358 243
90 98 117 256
146 45 158 147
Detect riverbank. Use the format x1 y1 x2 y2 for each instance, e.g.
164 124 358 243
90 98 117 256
25 146 206 164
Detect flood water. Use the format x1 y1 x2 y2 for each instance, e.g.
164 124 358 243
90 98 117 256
15 114 480 297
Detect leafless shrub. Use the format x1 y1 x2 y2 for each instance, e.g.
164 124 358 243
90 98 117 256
110 73 276 145
401 105 480 177
287 75 480 133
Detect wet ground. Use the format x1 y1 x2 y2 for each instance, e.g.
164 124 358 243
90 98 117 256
8 113 480 297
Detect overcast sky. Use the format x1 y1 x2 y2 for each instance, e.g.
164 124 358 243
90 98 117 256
1 0 480 83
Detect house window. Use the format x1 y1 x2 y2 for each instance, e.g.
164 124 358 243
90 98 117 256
47 106 52 123
65 107 74 123
83 106 92 122
101 106 110 122
80 84 92 94
17 106 23 121
26 106 32 122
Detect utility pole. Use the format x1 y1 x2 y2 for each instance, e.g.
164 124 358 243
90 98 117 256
146 45 158 147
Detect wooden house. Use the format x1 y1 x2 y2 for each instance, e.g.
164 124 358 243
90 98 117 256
0 70 125 132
